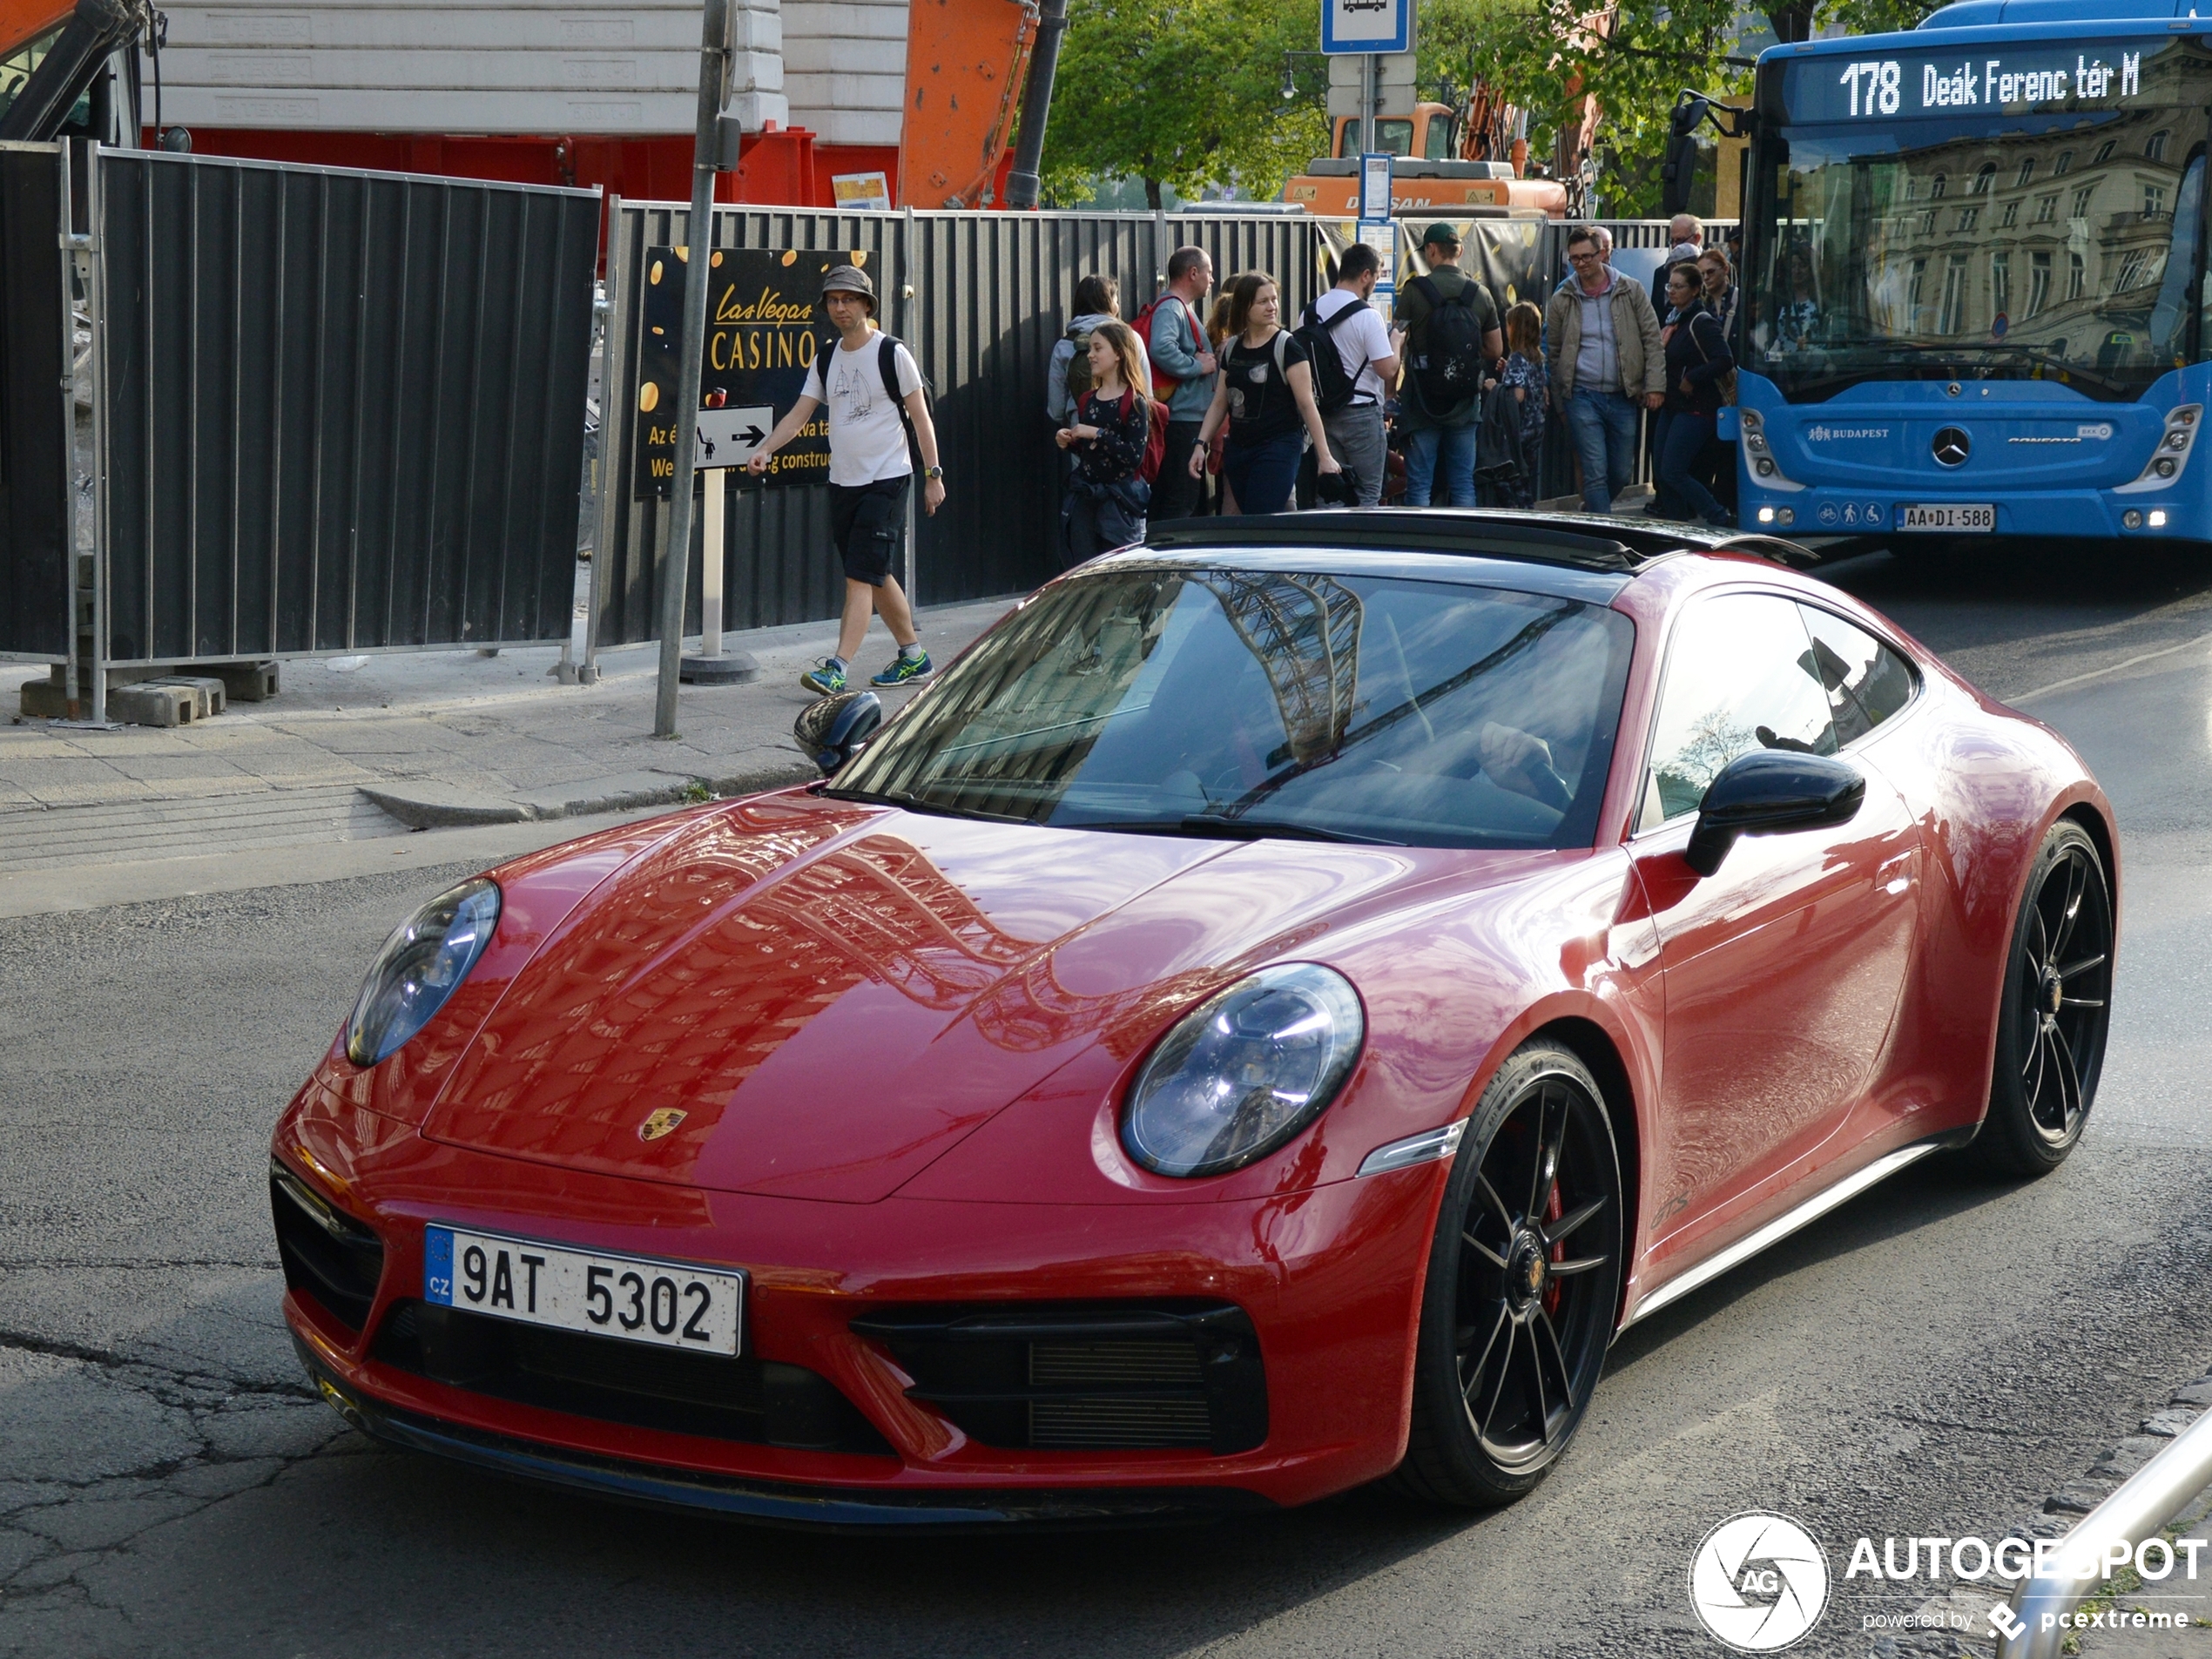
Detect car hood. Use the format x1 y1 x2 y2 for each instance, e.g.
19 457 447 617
422 796 1489 1203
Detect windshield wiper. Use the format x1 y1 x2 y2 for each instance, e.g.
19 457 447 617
1777 340 2130 399
819 785 1029 824
1053 813 1405 846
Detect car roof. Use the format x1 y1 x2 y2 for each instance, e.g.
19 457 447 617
1143 509 1817 580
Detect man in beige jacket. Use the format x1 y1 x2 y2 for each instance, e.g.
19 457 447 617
1544 225 1666 513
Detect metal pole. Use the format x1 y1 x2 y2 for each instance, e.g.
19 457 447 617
699 476 724 655
653 0 730 739
1999 1406 2212 1658
583 196 623 686
1362 51 1378 159
1001 0 1069 211
84 141 107 725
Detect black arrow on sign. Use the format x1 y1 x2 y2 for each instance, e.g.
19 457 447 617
741 424 765 446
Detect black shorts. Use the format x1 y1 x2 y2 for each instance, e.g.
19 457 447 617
829 476 909 587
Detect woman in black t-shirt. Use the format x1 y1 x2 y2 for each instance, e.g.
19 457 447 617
1187 272 1339 515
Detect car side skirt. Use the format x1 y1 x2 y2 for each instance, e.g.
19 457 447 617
1620 1138 1948 1328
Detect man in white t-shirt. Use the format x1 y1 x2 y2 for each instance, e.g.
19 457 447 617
1308 243 1400 509
748 264 944 696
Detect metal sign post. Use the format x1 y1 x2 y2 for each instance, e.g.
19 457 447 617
654 0 738 738
680 404 772 684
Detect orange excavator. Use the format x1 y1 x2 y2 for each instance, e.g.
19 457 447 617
0 0 141 142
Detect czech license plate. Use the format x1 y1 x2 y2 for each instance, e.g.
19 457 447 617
1898 503 1995 532
424 1225 745 1356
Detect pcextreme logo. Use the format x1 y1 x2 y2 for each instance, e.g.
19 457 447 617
1689 1513 1831 1652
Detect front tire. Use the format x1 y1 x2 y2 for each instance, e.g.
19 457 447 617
1391 1042 1624 1508
1972 819 2114 1177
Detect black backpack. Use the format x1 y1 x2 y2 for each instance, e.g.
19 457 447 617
1406 273 1487 410
1474 380 1527 505
1293 298 1370 416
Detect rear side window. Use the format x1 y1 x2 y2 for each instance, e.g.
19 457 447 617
1640 593 1834 828
1797 604 1917 745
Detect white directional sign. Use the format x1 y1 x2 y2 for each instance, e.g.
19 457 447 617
695 404 775 470
1322 0 1411 57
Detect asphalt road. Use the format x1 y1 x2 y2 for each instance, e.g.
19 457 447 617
3 540 2211 1659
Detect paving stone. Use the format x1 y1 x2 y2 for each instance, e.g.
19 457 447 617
2144 1407 2201 1437
2173 1379 2212 1409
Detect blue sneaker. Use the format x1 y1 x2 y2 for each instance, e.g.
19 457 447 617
870 651 934 687
799 658 847 696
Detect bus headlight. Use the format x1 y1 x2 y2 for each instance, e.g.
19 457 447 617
2117 405 2202 495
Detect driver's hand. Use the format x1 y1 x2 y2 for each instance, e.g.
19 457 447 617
1475 721 1574 811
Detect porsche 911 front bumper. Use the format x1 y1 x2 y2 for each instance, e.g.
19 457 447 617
273 1079 1450 1522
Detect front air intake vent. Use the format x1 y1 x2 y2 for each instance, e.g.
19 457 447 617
269 1159 385 1332
850 1302 1266 1454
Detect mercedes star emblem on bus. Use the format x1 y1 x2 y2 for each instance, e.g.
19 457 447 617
1932 428 1972 467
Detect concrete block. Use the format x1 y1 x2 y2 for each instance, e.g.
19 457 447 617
359 784 531 829
107 683 199 728
144 677 227 719
212 661 280 702
18 678 71 719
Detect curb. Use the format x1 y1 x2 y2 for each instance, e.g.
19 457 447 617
359 759 818 831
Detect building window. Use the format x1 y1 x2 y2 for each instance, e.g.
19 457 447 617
2016 157 2038 188
1939 253 1969 333
1973 163 1996 194
2071 184 2096 219
1931 172 1948 199
2027 250 2051 317
2034 193 2058 224
2054 150 2074 175
2146 183 2167 217
2094 139 2117 164
2000 200 2020 227
2067 250 2086 300
1910 256 1928 327
1957 206 1980 232
1992 251 2011 318
2147 129 2170 161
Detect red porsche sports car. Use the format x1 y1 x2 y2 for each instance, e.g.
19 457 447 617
273 510 2117 1524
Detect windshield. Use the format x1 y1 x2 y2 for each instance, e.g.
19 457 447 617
832 565 1635 851
1747 37 2212 401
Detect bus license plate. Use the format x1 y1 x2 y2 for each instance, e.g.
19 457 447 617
424 1224 745 1355
1899 503 1995 532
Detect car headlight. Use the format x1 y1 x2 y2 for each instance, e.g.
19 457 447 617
1121 964 1365 1177
346 878 501 1065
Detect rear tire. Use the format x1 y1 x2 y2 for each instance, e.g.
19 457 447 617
1971 819 2113 1177
1389 1042 1623 1508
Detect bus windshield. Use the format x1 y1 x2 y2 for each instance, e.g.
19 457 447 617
1745 36 2212 402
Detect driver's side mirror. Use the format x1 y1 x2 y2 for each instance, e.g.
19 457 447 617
1683 750 1865 876
792 691 881 776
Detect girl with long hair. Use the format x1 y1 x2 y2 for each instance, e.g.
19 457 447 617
1495 301 1548 509
1055 319 1155 565
1188 272 1339 515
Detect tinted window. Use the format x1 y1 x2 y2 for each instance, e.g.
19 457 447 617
1797 605 1916 745
1642 593 1835 827
834 567 1637 851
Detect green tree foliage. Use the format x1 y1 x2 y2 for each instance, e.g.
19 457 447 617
1040 0 1330 208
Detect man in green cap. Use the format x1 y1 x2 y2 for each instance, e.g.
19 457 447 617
1393 224 1503 506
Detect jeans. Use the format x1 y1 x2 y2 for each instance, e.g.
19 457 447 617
1562 387 1642 513
1656 408 1730 524
1321 401 1387 507
1221 431 1304 516
1403 421 1477 507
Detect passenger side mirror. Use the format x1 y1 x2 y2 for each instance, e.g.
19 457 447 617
792 691 882 776
1683 750 1865 876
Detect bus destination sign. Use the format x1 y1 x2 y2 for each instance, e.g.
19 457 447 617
1783 38 2175 123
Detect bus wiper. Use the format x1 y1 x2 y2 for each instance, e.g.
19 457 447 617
1054 813 1405 846
1971 344 2131 395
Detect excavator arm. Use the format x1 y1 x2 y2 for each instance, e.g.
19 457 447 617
0 0 141 140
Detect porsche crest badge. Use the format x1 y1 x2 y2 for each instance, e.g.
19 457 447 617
637 1108 687 1143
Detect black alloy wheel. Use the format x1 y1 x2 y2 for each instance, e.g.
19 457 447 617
1973 819 2114 1177
1392 1042 1624 1507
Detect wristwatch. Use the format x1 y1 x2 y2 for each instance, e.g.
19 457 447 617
925 464 944 481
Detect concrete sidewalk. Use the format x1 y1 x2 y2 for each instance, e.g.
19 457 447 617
0 594 1016 907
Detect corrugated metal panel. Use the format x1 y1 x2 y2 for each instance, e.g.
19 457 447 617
0 142 70 661
594 206 1330 647
96 149 598 663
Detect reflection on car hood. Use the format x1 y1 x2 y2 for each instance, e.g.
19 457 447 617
424 795 1499 1202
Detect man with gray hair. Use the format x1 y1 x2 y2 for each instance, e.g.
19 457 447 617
1546 224 1663 513
1652 212 1703 313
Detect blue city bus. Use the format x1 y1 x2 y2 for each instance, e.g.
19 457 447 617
1729 0 2211 543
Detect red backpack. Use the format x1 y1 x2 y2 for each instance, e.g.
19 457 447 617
1116 390 1172 485
1130 293 1204 403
